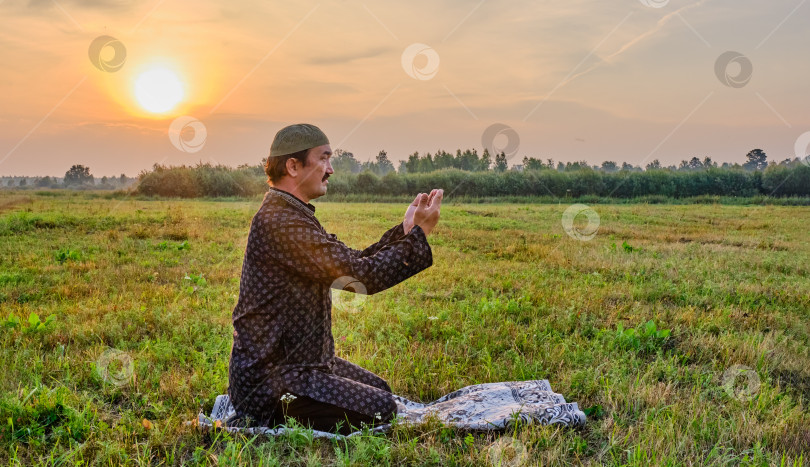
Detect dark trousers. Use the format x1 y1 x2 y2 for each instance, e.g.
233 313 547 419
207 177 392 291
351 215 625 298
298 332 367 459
230 358 398 435
270 395 392 435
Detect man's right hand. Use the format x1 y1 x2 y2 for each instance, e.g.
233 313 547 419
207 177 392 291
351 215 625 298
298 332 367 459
412 189 443 236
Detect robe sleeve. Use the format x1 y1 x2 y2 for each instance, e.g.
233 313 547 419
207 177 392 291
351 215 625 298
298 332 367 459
353 222 407 258
258 213 432 295
323 222 405 259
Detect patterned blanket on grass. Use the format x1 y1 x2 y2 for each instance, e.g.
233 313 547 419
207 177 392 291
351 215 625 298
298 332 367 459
194 380 586 439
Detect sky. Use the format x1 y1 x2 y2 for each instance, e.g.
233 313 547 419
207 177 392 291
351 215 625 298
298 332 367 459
0 0 808 176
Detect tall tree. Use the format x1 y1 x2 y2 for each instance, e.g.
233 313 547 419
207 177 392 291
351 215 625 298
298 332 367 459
64 165 93 186
566 161 590 171
434 150 454 170
688 157 703 170
332 149 361 173
743 149 767 171
480 148 492 171
375 150 395 176
522 156 546 171
418 153 435 173
456 149 479 171
404 151 420 174
601 161 619 172
494 152 508 172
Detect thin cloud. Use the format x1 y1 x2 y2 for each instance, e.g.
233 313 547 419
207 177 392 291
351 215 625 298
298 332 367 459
25 0 132 10
557 0 709 92
306 46 393 65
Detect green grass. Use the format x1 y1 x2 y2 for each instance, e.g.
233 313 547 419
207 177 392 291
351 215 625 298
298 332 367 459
1 191 808 465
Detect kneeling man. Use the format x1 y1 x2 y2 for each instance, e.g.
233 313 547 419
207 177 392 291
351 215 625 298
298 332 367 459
228 123 442 434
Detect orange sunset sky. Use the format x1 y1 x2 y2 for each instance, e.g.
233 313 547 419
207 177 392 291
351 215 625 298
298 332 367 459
1 0 808 176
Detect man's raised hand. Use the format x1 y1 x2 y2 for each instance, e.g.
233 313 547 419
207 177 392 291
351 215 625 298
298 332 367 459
403 189 443 236
413 189 442 236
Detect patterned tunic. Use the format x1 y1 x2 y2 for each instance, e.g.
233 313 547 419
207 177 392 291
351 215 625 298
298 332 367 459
227 187 434 426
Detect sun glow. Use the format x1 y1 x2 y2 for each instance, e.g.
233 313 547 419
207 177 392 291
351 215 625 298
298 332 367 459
134 68 184 113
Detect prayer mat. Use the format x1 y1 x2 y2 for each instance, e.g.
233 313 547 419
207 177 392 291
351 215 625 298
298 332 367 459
193 379 586 439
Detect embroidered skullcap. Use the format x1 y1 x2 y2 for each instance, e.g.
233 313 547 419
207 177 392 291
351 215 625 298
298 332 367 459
269 123 330 158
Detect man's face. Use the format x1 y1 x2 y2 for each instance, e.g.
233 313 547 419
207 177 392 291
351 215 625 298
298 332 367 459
296 144 334 201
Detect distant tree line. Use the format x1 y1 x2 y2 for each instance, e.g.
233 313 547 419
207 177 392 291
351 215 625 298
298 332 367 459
131 148 810 198
1 165 136 190
335 147 777 175
323 163 808 198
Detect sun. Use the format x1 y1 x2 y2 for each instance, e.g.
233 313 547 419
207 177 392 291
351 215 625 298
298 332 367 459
134 68 184 113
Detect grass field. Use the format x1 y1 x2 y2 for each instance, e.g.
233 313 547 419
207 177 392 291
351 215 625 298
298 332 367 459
1 190 808 466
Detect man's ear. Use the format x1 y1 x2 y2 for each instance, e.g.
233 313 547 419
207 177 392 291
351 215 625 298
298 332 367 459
285 157 299 178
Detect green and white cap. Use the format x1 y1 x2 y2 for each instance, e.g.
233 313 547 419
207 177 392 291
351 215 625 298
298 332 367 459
269 123 330 158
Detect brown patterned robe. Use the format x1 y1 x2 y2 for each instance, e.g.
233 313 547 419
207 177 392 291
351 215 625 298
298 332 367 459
227 187 433 427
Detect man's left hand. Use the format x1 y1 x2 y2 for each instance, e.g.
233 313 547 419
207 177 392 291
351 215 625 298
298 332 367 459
403 189 438 234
